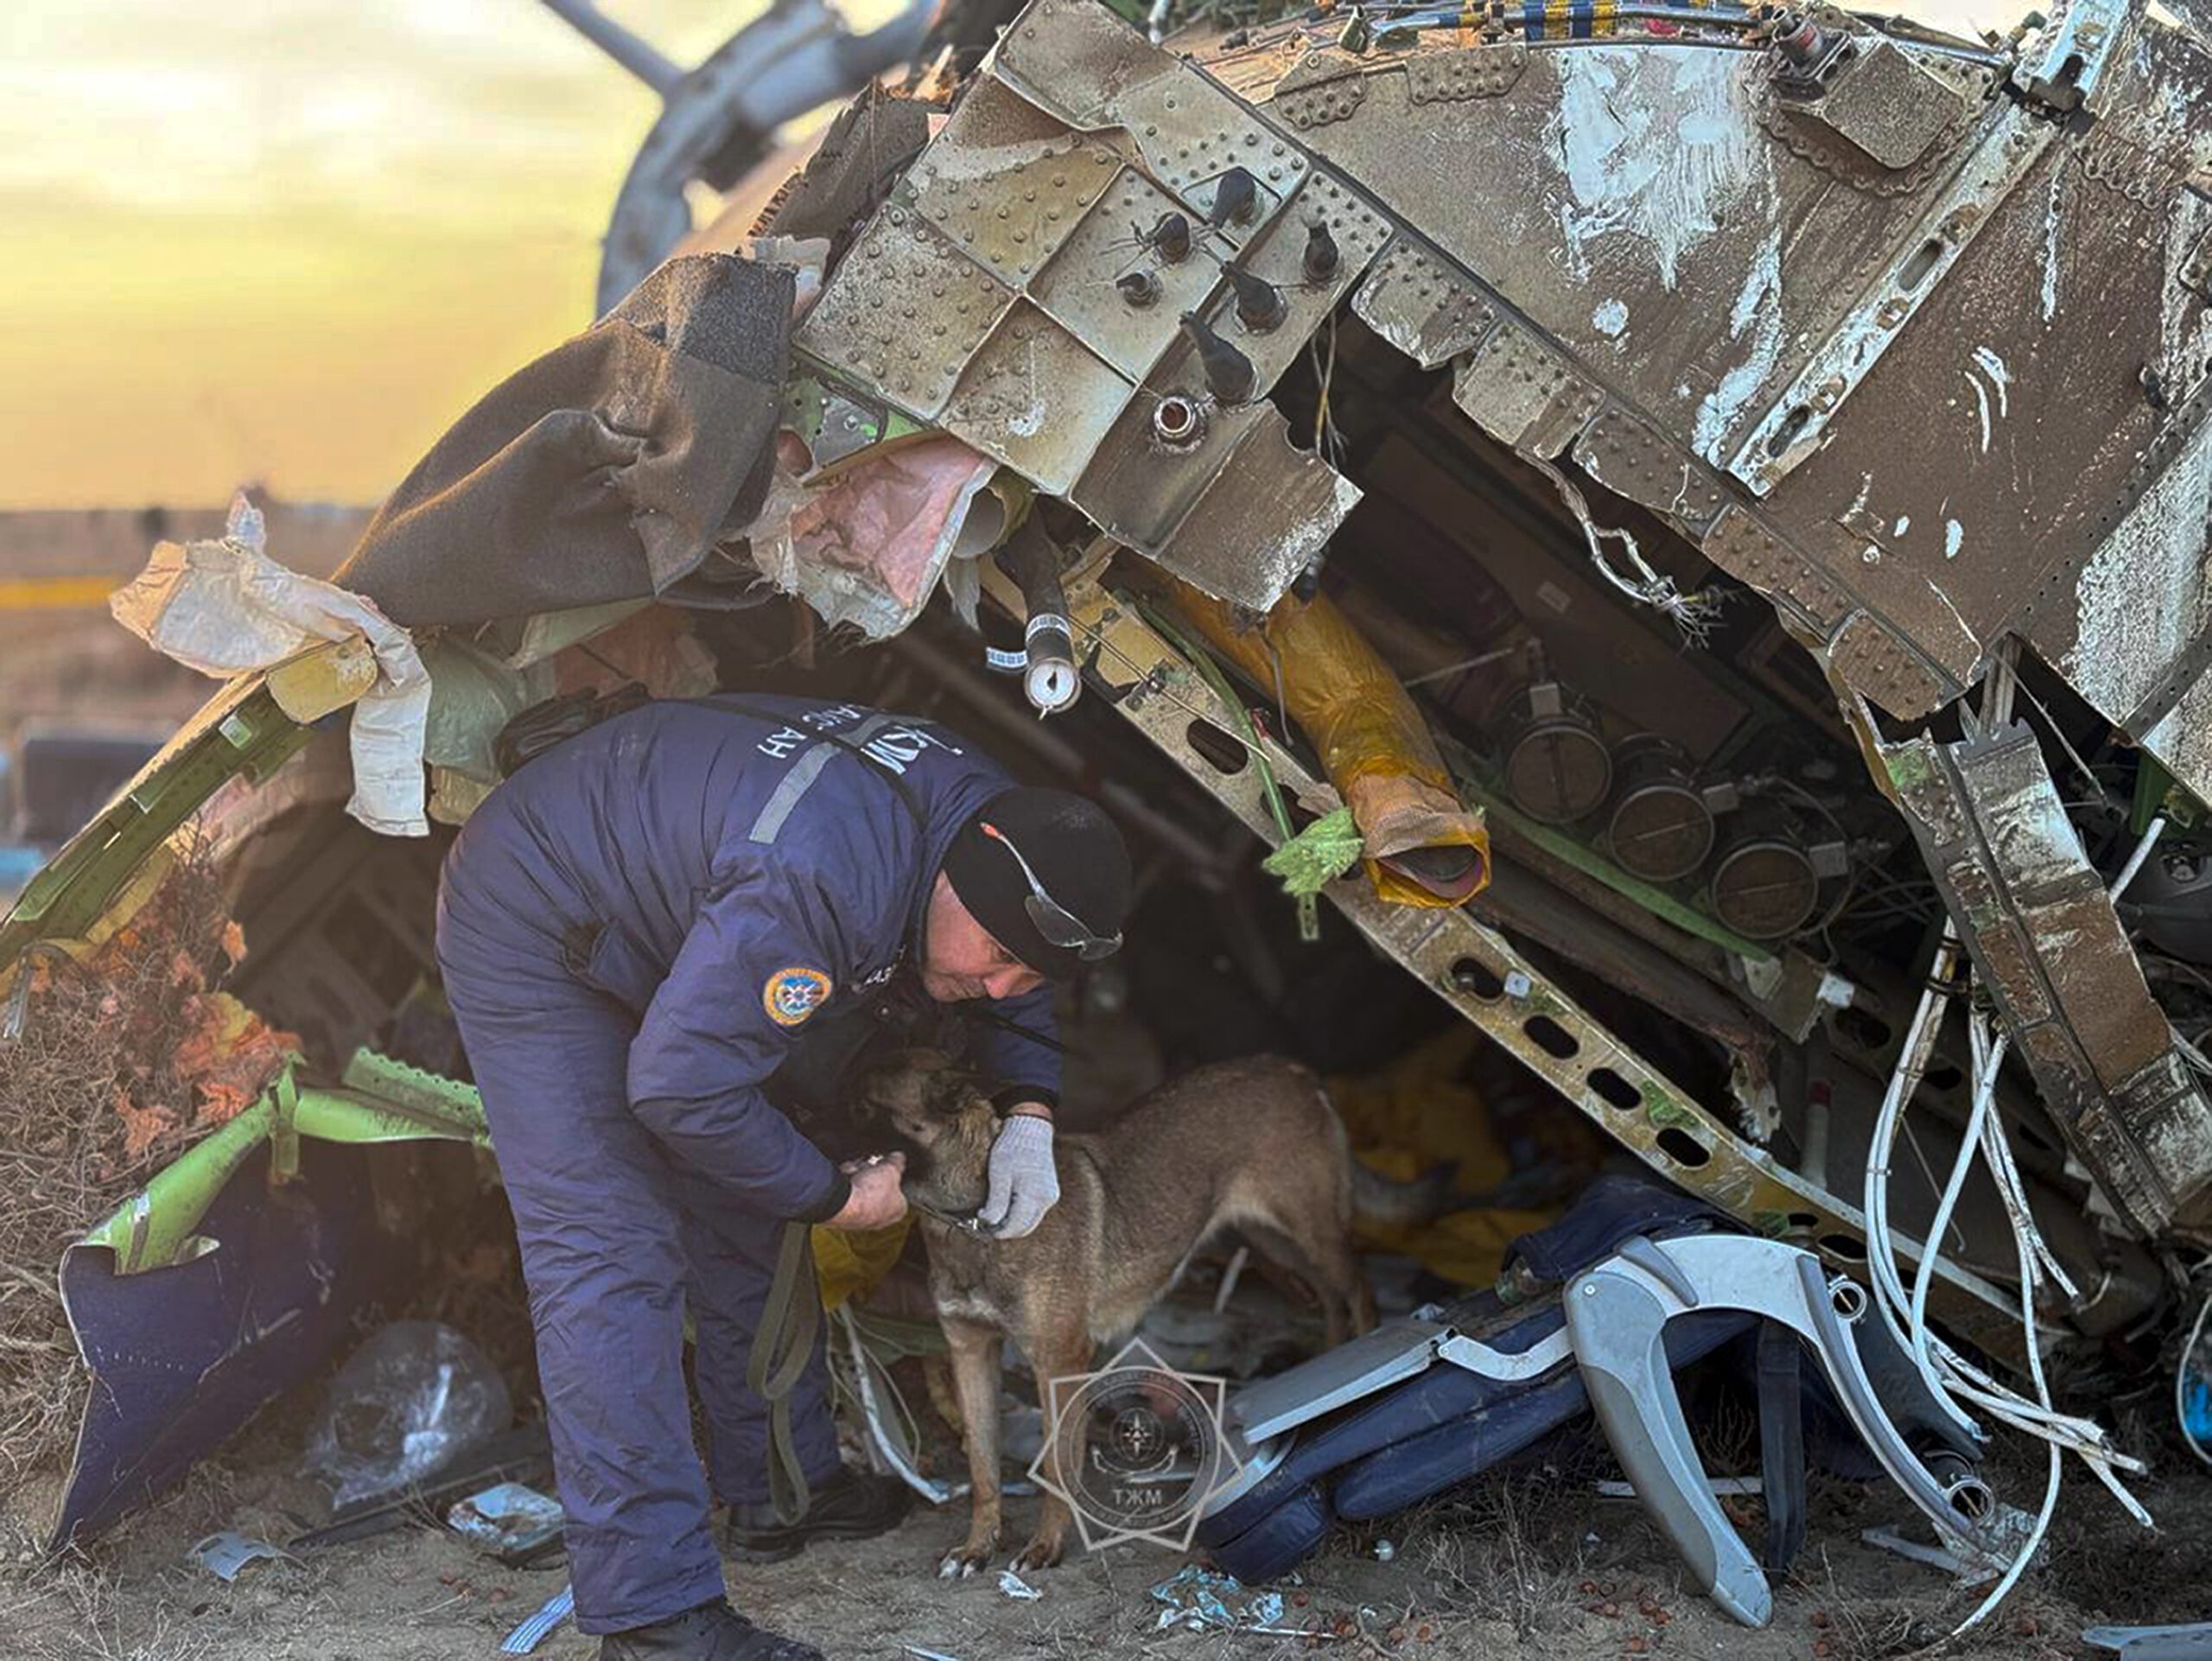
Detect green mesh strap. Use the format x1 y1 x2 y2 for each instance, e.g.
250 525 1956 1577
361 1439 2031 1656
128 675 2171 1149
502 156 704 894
747 1219 823 1526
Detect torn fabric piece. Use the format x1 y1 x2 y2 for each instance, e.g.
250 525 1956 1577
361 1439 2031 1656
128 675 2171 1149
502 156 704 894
335 254 794 628
109 494 433 837
750 435 1000 637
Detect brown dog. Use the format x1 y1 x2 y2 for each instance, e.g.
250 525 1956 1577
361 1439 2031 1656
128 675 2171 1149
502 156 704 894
859 1050 1375 1577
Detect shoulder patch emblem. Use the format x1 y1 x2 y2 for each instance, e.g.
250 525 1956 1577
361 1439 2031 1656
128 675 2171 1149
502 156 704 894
764 966 834 1028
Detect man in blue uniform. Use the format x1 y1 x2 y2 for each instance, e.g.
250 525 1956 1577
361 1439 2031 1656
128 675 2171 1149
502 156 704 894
435 693 1133 1661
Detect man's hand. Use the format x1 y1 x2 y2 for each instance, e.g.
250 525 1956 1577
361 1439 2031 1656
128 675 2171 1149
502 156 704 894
823 1152 907 1231
978 1112 1059 1239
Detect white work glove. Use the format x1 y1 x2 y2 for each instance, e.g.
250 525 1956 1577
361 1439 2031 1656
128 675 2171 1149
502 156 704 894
978 1114 1059 1240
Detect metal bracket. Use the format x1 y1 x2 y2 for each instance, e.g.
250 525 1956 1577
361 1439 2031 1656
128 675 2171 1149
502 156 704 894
2010 0 2130 117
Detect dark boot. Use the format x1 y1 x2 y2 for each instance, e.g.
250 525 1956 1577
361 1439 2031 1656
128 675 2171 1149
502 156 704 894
598 1599 822 1661
725 1467 912 1563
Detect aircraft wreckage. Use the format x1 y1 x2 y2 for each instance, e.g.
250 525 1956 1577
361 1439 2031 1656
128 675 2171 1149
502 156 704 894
4 0 2211 1623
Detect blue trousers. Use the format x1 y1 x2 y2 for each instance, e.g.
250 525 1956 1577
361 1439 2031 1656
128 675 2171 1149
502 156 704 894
436 900 840 1635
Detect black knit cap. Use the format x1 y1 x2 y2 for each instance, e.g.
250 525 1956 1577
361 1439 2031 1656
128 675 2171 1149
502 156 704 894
941 788 1133 979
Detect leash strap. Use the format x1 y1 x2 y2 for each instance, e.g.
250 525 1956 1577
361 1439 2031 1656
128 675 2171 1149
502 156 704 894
747 1218 824 1525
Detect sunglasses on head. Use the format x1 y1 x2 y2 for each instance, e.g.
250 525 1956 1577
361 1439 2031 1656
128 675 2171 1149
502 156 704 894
981 821 1122 963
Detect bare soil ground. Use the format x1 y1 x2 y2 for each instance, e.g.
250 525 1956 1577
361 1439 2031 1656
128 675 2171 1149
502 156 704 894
5 1376 2209 1661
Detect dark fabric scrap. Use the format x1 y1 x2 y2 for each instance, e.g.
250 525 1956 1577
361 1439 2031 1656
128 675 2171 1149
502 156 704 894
337 254 794 628
756 86 933 252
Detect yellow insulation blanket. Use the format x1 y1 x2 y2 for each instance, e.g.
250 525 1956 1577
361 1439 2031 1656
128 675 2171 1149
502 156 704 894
1332 1027 1556 1287
1160 574 1490 907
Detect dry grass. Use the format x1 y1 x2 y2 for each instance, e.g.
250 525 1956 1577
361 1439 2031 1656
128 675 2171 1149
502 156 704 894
0 838 243 1492
1382 1465 1596 1642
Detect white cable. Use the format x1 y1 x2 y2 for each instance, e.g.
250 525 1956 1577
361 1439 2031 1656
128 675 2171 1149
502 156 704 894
1862 955 2120 1454
1952 1207 2065 1636
1859 947 2156 1639
1862 930 1963 1406
2109 815 2167 903
839 1306 963 1505
1855 745 2177 1634
1977 1093 2077 1297
1524 455 1723 643
1906 1012 2005 1391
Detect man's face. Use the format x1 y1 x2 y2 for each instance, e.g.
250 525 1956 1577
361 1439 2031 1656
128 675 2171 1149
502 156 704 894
919 872 1047 1003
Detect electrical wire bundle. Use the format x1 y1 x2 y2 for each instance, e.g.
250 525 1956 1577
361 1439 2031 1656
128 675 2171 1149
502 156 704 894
1862 904 2159 1636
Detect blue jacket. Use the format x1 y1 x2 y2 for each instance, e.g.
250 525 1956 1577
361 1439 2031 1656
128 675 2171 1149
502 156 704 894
439 694 1059 1222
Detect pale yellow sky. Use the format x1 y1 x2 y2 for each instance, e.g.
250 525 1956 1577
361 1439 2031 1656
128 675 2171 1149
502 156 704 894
0 3 766 510
2 0 2018 512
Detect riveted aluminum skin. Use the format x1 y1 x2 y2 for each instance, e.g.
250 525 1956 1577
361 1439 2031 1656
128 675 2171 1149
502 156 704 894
792 0 1379 608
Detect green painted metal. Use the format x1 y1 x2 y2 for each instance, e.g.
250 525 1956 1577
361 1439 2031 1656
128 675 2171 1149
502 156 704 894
79 1051 489 1276
0 678 310 971
340 1047 490 1136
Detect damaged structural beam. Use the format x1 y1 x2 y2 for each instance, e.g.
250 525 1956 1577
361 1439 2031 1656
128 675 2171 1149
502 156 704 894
1885 723 2212 1239
977 565 2022 1356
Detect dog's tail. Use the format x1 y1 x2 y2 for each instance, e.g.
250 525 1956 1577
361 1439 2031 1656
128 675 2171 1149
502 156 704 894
1296 1065 1459 1231
1349 1159 1458 1230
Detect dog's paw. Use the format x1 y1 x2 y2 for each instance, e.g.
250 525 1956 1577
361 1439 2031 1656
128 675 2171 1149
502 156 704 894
938 1540 995 1579
1007 1534 1066 1574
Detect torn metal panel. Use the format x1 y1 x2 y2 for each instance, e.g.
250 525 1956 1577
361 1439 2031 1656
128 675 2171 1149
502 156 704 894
1700 504 1853 633
1450 320 1605 459
786 10 1372 610
1740 16 2211 727
1826 611 1952 721
988 0 1170 126
1351 239 1496 370
793 207 1018 419
1135 411 1361 608
905 75 1124 282
1726 100 2056 494
1110 68 1305 215
1163 10 2205 738
941 301 1129 493
2021 373 2212 805
1572 401 1732 538
2016 0 2134 114
1028 168 1221 379
1064 334 1358 609
795 0 2209 756
1885 723 2212 1238
1405 44 1529 105
1180 166 1393 397
1258 35 1965 461
1271 48 1369 129
1729 0 2134 487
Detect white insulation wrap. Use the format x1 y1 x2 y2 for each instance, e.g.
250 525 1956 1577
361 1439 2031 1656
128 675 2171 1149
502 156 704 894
109 493 432 837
